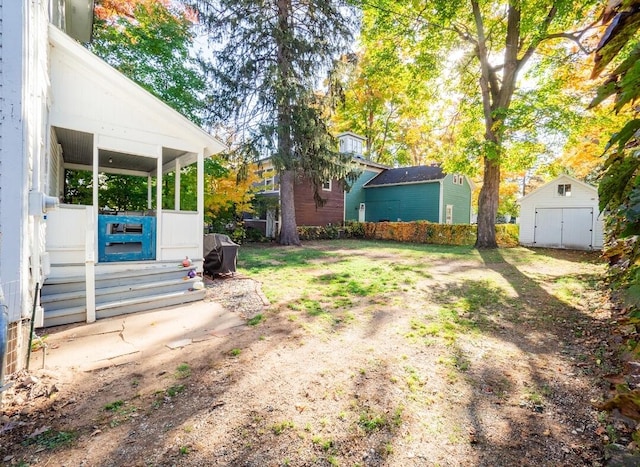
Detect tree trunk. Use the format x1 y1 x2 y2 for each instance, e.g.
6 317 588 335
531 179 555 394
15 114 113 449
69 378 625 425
274 0 300 246
278 170 301 245
475 156 500 248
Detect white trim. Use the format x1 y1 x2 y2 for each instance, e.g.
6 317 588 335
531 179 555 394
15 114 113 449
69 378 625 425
364 179 442 188
48 25 226 157
438 180 444 223
519 174 596 203
174 159 181 211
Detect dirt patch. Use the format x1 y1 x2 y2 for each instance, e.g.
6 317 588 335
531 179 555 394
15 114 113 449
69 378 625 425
0 244 621 466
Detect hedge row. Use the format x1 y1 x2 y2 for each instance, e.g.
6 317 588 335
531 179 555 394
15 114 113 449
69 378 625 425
297 221 519 247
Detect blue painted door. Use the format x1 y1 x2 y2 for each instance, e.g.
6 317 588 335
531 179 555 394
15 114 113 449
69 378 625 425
98 215 156 262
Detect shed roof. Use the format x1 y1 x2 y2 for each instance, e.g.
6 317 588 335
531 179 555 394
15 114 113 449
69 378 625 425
365 165 444 187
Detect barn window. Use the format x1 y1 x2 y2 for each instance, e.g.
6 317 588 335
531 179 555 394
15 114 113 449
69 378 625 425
558 184 572 197
322 180 332 191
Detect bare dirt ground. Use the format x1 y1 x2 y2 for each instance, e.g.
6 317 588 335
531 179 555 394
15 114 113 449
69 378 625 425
0 244 622 466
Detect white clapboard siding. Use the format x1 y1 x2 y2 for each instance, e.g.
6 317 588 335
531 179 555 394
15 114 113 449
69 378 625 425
518 174 603 250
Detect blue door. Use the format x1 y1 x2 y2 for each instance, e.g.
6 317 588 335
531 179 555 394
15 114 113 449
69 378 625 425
98 215 156 262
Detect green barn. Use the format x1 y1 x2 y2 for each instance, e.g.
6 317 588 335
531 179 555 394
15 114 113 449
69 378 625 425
352 165 473 224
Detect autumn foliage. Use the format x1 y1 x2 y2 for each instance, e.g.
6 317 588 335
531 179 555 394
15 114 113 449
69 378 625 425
361 221 518 247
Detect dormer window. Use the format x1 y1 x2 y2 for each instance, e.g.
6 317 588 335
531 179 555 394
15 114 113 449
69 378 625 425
338 133 364 156
558 184 571 197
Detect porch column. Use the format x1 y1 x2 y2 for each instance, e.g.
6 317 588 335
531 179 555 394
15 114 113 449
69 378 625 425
155 146 163 261
174 159 181 211
147 174 152 209
86 142 99 323
197 149 204 255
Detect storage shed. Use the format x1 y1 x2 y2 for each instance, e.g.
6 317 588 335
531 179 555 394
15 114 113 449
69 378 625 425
518 175 604 250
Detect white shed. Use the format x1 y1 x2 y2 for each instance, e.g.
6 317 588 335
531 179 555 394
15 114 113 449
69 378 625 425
518 175 604 250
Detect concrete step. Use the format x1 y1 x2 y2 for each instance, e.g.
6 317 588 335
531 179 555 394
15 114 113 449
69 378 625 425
96 289 206 320
43 306 87 328
41 276 200 311
42 266 197 295
43 289 206 328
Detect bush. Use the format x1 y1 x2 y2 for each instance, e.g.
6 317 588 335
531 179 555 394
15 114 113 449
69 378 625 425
343 221 365 238
361 221 518 247
297 225 343 240
245 227 269 243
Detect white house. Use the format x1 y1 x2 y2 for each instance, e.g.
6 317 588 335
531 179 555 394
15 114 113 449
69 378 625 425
1 1 226 376
518 174 604 250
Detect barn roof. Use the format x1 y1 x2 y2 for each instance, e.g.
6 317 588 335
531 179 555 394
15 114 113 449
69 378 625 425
364 165 444 187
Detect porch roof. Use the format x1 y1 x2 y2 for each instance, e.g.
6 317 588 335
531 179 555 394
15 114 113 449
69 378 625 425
48 25 226 173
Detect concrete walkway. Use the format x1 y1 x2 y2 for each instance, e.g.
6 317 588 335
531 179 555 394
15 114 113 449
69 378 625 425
29 300 246 372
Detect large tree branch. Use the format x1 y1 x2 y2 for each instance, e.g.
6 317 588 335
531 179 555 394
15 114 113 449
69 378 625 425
543 21 599 54
471 0 496 140
516 5 557 73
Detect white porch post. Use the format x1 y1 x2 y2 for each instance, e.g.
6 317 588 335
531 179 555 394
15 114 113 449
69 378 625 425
147 174 152 209
155 146 163 260
174 158 181 211
86 142 99 323
197 149 204 256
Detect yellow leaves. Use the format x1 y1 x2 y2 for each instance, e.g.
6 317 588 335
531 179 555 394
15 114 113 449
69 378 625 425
204 164 258 217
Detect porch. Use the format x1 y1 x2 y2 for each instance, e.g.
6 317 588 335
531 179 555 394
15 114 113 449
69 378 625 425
39 26 226 327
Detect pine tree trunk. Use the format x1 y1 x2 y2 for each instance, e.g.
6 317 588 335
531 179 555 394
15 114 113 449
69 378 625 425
278 169 301 245
273 0 300 246
475 156 500 248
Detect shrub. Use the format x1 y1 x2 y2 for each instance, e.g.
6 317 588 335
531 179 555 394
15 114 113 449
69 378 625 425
361 221 518 247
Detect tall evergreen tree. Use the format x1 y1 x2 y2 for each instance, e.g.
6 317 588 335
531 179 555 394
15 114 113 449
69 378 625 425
188 0 357 245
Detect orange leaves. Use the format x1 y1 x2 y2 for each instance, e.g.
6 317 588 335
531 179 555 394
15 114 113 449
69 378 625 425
204 166 258 217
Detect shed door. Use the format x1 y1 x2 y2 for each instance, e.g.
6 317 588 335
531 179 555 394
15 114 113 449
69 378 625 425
534 208 593 250
562 208 594 249
534 208 563 248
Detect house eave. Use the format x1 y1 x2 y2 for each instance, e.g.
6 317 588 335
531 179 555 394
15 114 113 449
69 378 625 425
363 179 443 189
48 24 227 157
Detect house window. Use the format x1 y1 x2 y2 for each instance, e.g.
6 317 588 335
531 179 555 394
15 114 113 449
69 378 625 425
453 174 459 184
445 204 453 224
558 184 572 197
322 180 332 191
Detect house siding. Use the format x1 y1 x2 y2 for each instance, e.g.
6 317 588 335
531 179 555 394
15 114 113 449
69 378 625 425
294 176 345 226
364 183 440 222
1 0 50 374
519 175 603 249
442 174 472 224
345 168 382 221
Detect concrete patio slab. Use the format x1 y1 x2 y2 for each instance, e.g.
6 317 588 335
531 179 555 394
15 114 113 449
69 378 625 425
29 300 246 372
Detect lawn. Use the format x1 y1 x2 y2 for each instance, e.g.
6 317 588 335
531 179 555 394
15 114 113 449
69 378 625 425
1 240 612 466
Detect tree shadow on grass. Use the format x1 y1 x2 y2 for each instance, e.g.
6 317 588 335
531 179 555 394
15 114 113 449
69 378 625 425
447 248 608 465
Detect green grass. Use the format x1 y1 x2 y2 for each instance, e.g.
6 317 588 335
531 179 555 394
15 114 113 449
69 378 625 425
166 384 186 397
247 314 264 326
271 420 295 435
175 363 191 379
22 428 77 450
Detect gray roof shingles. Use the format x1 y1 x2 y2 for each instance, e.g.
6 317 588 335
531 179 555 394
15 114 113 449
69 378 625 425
365 165 445 187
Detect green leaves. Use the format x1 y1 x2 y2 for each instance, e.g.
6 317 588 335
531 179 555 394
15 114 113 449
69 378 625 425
89 2 207 124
